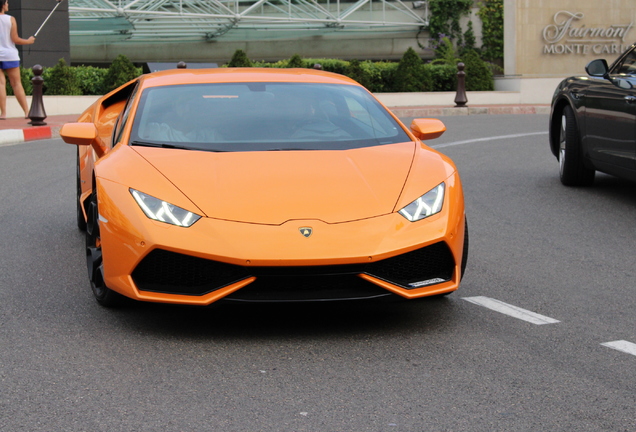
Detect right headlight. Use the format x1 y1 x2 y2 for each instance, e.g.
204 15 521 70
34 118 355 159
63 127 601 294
398 182 445 222
130 189 201 227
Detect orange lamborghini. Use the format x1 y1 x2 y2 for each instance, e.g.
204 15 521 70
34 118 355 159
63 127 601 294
60 68 467 307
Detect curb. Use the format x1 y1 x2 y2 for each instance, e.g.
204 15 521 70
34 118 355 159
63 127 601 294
389 105 551 117
0 125 53 146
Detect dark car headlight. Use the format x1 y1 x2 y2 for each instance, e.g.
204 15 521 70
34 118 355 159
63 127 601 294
398 183 445 222
130 189 201 227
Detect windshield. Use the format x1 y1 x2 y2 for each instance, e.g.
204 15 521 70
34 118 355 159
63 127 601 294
129 82 410 152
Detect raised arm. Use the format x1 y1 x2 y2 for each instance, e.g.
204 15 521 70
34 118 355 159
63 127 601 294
10 16 35 45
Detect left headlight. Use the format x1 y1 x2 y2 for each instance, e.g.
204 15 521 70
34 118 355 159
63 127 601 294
398 183 445 222
130 189 201 227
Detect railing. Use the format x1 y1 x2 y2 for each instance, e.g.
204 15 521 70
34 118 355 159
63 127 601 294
68 0 429 42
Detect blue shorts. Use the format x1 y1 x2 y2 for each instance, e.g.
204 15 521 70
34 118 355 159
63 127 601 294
0 61 20 70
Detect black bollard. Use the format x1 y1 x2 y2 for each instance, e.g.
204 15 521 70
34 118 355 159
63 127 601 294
454 62 468 108
27 65 47 126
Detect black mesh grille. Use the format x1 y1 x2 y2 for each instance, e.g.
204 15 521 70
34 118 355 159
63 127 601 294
223 275 391 302
365 242 455 288
131 242 456 297
132 249 251 295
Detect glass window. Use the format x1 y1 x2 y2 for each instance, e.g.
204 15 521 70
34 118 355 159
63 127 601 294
614 50 636 76
129 83 410 152
113 82 140 146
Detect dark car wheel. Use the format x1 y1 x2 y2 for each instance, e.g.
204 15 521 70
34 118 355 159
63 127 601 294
559 105 595 186
76 150 87 231
460 218 468 280
428 218 469 299
86 190 123 307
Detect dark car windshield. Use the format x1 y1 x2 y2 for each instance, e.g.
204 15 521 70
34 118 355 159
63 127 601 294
129 82 410 152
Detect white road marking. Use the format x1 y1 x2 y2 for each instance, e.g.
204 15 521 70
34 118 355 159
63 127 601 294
601 340 636 357
431 131 548 149
462 296 560 325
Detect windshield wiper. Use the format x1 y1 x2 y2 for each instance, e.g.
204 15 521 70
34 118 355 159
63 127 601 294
130 140 191 150
131 140 230 152
266 148 312 151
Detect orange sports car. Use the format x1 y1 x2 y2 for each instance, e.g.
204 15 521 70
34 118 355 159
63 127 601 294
60 68 468 307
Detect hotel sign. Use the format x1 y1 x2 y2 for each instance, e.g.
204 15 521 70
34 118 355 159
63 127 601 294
543 11 634 55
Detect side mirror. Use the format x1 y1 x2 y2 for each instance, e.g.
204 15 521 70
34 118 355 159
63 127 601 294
59 123 107 157
585 59 609 78
410 118 446 141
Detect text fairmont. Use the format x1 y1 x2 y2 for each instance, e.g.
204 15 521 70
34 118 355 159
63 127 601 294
543 11 633 55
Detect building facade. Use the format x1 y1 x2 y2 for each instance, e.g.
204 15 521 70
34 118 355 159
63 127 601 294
505 0 635 77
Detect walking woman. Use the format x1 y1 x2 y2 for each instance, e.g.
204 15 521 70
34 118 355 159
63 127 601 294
0 0 35 119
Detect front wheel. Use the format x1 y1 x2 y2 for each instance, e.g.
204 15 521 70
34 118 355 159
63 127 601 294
558 105 595 186
428 218 469 299
76 150 87 231
460 218 468 281
86 190 123 307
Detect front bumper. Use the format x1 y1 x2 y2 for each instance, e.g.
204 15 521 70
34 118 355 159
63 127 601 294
96 174 466 305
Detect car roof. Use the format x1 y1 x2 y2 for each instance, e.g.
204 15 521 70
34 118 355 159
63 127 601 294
138 67 360 89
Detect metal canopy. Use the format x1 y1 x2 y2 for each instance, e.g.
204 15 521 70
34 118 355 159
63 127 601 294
68 0 429 43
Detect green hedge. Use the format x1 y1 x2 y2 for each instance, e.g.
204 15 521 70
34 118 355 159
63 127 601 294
7 56 142 97
237 49 493 92
6 50 493 96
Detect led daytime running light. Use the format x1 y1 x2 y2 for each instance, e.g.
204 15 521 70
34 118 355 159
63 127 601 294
399 183 445 222
130 189 201 227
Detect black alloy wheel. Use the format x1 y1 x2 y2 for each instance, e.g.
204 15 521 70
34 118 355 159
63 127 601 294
86 190 122 307
428 218 469 299
460 218 469 280
76 150 87 231
558 105 595 186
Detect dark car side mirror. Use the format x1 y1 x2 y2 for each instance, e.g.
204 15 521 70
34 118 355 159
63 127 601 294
585 59 609 78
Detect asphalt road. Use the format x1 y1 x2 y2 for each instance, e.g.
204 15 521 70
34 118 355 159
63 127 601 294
1 114 635 431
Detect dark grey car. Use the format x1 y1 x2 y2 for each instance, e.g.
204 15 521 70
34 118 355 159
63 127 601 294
549 42 636 185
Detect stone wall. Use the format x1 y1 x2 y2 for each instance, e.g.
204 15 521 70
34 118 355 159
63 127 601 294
505 0 635 77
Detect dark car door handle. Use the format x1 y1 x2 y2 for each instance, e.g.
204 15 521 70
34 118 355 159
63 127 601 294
625 95 636 104
571 90 584 100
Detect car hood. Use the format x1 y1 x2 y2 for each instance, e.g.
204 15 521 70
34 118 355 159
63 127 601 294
132 142 416 225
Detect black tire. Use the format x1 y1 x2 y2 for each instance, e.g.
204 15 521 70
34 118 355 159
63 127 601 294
428 218 469 299
86 190 123 307
460 218 469 281
76 150 87 231
558 105 595 186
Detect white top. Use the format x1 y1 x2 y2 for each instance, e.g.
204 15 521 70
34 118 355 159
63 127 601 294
0 14 19 62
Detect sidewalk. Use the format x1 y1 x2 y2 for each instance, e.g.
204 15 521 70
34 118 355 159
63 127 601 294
388 104 550 117
0 114 79 146
0 103 551 147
